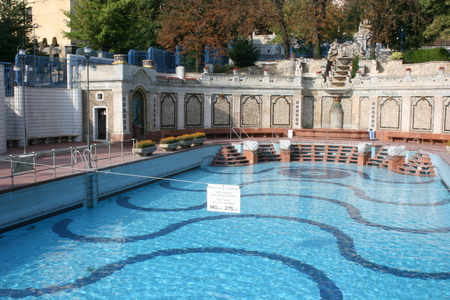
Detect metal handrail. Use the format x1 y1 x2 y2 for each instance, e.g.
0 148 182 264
0 139 136 188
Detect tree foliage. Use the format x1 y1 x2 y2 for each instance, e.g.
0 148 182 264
420 0 450 40
64 0 161 53
228 37 259 67
0 0 32 62
356 0 423 58
285 0 355 59
157 0 265 69
157 0 262 51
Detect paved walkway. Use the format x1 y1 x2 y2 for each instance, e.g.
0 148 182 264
1 138 449 192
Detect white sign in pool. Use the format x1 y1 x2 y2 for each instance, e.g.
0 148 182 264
207 184 241 213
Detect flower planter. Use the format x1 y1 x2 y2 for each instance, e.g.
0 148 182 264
133 146 157 157
159 143 179 151
193 137 207 146
178 140 194 149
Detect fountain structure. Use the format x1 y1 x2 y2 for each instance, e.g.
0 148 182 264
326 40 364 129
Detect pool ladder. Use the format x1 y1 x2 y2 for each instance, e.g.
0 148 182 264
85 173 98 208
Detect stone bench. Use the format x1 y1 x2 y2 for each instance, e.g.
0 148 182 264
387 134 447 145
28 135 79 145
7 139 21 147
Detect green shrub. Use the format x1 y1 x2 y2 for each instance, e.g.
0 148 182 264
213 64 234 73
402 48 450 63
134 140 155 148
390 52 403 60
228 37 259 68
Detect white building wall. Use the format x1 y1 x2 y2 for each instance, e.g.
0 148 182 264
5 87 83 148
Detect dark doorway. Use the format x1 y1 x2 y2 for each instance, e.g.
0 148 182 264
97 108 107 140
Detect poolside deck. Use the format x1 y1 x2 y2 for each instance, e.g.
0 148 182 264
1 137 449 192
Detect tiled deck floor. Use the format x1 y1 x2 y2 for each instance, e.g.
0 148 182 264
0 138 449 192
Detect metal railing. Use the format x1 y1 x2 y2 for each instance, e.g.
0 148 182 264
0 139 136 187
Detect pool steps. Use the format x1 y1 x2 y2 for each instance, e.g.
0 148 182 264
397 152 435 176
210 145 250 166
211 144 435 177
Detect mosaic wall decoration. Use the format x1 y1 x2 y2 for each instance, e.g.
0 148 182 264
444 97 450 132
131 90 146 134
241 95 262 127
212 94 232 127
184 94 204 128
378 97 401 130
411 96 434 131
160 93 177 128
359 97 370 129
270 95 292 127
302 96 315 129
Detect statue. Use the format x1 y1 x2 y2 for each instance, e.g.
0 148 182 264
328 39 339 60
294 59 303 76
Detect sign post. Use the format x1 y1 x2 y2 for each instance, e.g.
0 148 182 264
207 184 241 213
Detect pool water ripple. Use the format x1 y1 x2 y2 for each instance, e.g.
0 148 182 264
1 162 449 299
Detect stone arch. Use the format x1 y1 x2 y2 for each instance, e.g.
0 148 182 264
411 97 434 131
130 87 147 139
443 97 450 132
378 97 401 130
271 95 292 127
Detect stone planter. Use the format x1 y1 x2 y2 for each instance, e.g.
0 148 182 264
160 143 179 151
133 146 156 157
178 140 195 149
193 137 207 146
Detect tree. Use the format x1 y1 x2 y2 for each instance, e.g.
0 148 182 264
358 0 423 59
0 0 32 62
228 36 259 67
285 0 351 59
64 0 161 53
421 0 450 40
157 0 265 70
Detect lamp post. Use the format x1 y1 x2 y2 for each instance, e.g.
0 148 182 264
13 49 28 153
32 24 39 57
84 46 93 168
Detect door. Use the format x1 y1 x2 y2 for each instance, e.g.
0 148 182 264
97 108 107 140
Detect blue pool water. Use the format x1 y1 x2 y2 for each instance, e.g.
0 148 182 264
1 162 450 299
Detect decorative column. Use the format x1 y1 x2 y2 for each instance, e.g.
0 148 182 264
204 94 212 128
177 92 185 129
330 95 344 129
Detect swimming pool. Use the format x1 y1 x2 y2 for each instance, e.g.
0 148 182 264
0 162 449 299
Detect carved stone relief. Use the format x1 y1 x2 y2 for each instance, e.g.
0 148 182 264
359 97 370 129
378 97 401 130
212 94 232 127
160 93 177 128
241 95 261 127
185 94 204 128
411 97 434 131
271 95 292 127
